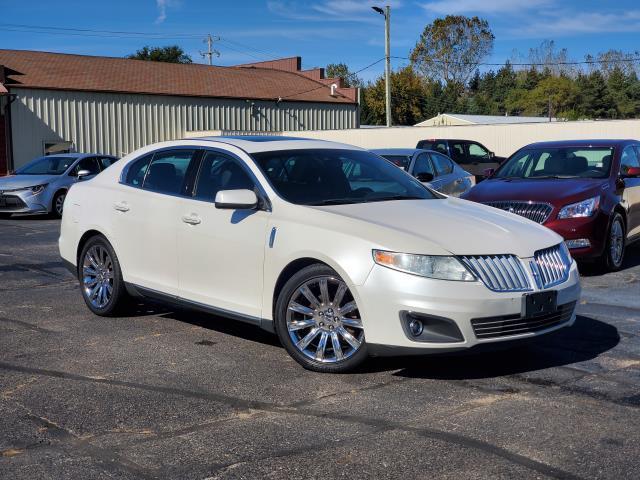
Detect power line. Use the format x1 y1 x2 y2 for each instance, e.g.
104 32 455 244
279 57 386 100
391 55 640 67
0 23 204 38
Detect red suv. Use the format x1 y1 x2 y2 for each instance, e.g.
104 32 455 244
462 140 640 271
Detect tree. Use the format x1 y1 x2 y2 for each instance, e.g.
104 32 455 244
520 76 579 119
362 66 433 125
325 63 363 87
577 71 614 119
127 45 192 64
410 15 494 86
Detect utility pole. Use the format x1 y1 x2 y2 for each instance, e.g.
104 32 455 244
548 95 552 122
372 6 392 127
201 34 220 66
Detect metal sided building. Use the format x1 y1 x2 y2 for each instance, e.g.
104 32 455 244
0 50 359 174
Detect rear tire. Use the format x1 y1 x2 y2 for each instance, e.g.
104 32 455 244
274 264 368 373
599 213 626 272
78 236 129 316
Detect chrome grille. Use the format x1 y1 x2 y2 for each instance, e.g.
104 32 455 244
459 255 531 292
483 201 553 224
531 244 572 289
471 302 576 339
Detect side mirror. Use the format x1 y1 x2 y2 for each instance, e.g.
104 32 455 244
488 151 495 159
214 189 258 210
623 166 640 178
415 172 434 183
77 169 91 180
483 168 496 178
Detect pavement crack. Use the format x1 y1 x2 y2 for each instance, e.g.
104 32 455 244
0 317 56 334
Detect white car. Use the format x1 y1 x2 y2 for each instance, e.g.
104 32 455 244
59 136 581 373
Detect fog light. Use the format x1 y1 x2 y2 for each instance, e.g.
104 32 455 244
566 238 591 249
408 319 424 337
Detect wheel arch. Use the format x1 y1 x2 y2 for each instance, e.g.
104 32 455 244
76 229 108 268
50 187 69 211
271 257 333 319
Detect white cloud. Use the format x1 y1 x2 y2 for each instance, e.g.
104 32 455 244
155 0 181 24
421 0 553 15
509 11 640 37
267 1 402 23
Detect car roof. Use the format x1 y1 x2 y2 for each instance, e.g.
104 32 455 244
35 153 112 159
522 139 638 149
192 135 363 153
370 148 431 156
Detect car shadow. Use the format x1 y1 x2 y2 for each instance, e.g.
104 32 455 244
128 301 619 379
578 242 640 277
362 315 619 379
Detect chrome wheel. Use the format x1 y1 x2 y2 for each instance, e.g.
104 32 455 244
55 192 66 216
82 245 114 309
286 276 364 363
610 219 624 266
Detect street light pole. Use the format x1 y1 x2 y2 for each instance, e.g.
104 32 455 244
373 6 392 127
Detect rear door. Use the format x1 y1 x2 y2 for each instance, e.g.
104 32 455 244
111 148 198 296
429 152 458 195
622 146 640 238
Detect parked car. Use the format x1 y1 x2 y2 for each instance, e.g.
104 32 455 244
0 153 119 218
462 139 640 271
416 139 503 181
59 136 580 373
370 148 475 197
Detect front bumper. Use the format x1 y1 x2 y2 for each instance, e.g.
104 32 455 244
0 190 50 214
353 260 581 353
544 211 610 259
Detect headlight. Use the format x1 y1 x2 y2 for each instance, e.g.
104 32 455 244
558 196 600 219
30 184 48 195
373 250 475 281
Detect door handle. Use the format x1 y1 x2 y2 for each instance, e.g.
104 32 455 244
114 202 129 212
182 215 201 225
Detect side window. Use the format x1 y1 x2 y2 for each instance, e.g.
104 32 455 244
620 146 640 175
413 153 435 176
124 154 153 187
468 143 492 163
431 153 454 175
143 150 196 195
432 141 448 155
72 157 100 176
449 142 468 164
99 157 117 170
194 152 254 202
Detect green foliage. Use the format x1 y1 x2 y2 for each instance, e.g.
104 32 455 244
325 63 363 88
410 15 494 85
127 45 193 64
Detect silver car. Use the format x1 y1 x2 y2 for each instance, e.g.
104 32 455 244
371 148 475 197
0 153 118 218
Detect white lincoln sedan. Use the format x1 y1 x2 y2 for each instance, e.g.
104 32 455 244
59 136 581 372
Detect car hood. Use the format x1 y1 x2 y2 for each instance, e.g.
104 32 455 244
0 174 60 190
464 177 608 203
311 197 562 258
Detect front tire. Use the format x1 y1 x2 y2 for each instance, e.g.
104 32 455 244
599 213 626 272
51 190 66 218
78 236 128 316
274 264 368 373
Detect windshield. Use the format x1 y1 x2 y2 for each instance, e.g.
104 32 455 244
495 147 614 179
15 156 76 175
252 149 437 206
379 155 411 171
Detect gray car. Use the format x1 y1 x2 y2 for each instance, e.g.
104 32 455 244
371 148 475 197
0 153 118 218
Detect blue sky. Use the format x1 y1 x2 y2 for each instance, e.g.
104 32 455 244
2 0 640 81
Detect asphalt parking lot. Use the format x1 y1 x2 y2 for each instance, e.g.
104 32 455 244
1 217 639 479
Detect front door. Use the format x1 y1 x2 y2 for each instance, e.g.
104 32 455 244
178 150 270 318
622 146 640 238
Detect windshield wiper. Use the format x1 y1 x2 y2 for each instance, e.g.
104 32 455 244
363 195 425 203
307 198 363 206
529 175 577 179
